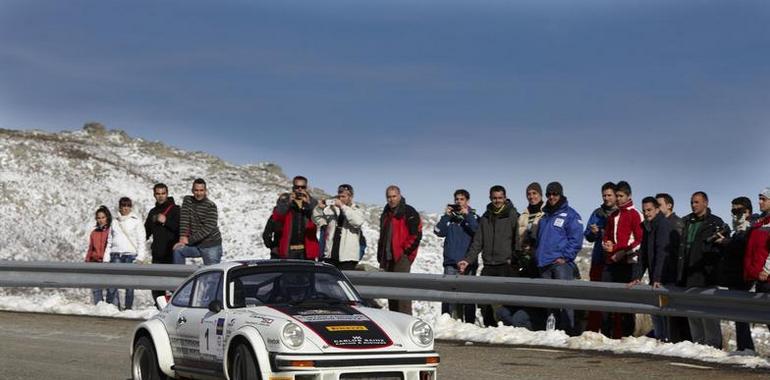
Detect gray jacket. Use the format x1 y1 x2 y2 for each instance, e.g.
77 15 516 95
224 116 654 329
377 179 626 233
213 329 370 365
464 200 519 266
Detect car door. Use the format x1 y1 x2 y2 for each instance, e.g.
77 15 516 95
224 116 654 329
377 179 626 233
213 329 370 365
166 277 196 364
176 270 226 374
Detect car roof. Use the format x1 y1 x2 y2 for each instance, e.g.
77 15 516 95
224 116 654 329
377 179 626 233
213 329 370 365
192 259 339 275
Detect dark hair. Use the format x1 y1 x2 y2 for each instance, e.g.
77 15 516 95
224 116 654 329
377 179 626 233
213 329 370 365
642 196 658 207
732 196 753 214
489 185 506 196
338 184 354 195
193 178 207 188
692 191 709 202
454 189 470 200
655 193 674 208
292 176 308 184
95 205 112 227
118 197 132 207
616 181 632 195
601 182 617 192
153 183 168 192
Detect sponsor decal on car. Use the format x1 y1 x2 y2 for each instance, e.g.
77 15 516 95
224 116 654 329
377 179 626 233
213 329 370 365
216 318 225 336
325 325 368 332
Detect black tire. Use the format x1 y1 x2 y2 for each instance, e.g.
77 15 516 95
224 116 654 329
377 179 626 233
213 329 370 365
132 336 168 380
229 342 260 380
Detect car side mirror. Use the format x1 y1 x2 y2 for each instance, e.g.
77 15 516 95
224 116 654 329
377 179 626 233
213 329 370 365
208 300 224 313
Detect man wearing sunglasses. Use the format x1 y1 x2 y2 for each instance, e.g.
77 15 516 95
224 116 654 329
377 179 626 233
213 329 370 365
271 175 320 260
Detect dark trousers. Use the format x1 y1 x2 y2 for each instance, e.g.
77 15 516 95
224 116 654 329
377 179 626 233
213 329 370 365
601 263 635 338
385 256 413 315
151 254 173 309
480 263 516 327
441 264 477 324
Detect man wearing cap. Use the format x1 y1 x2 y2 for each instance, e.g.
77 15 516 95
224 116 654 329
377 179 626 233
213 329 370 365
743 188 770 331
271 176 320 260
515 182 544 278
535 181 583 335
313 184 365 270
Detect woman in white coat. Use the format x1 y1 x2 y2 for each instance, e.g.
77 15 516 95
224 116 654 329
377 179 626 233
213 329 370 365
312 184 365 270
105 197 146 310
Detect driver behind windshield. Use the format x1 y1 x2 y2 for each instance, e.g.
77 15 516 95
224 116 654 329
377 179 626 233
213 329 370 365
275 272 313 303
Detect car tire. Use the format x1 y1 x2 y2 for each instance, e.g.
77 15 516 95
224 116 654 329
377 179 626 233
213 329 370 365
230 342 260 380
132 336 168 380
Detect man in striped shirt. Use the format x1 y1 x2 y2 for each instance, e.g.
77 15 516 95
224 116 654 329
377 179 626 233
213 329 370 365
173 178 223 265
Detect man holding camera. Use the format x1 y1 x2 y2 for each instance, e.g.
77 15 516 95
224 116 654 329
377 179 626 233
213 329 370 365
434 189 479 322
313 184 365 270
677 191 729 348
272 176 320 260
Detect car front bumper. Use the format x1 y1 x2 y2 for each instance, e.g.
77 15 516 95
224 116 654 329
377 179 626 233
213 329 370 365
267 351 440 380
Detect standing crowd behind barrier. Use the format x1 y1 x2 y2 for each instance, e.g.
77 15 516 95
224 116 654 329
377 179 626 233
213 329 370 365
83 174 770 353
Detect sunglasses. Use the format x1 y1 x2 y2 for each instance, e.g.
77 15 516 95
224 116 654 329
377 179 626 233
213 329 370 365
546 192 560 197
292 185 307 190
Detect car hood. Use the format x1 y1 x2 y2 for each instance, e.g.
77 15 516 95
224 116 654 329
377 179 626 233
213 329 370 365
234 303 428 353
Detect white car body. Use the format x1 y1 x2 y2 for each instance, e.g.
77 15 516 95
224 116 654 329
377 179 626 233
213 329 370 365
131 260 439 380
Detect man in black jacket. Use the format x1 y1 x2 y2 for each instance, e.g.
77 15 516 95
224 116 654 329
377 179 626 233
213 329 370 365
655 192 690 343
144 183 180 306
458 185 519 326
677 191 729 349
630 197 676 341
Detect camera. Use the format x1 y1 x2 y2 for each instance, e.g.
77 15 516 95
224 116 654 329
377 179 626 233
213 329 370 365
325 197 338 207
448 204 462 212
706 225 725 243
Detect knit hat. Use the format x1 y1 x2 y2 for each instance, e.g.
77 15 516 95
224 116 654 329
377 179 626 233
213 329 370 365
338 184 354 195
526 182 542 196
760 187 770 199
546 182 563 197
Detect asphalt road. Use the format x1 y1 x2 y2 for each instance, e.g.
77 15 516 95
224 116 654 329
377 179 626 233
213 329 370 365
0 311 768 380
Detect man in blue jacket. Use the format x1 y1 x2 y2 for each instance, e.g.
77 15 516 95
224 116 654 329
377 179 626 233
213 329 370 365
434 189 479 323
536 182 584 335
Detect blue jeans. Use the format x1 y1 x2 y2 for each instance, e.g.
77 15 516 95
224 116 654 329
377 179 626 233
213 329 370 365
91 289 105 305
173 244 223 265
652 315 670 342
441 265 476 323
539 262 576 334
106 253 136 310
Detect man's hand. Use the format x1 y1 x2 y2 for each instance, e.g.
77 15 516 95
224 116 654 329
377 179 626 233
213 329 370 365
156 213 166 224
553 258 566 265
759 271 769 282
627 279 641 288
445 206 453 216
460 206 469 215
590 224 599 234
610 251 624 263
602 240 614 253
457 260 469 274
652 282 662 289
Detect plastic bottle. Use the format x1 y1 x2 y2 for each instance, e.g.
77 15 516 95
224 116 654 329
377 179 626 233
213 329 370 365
546 313 556 331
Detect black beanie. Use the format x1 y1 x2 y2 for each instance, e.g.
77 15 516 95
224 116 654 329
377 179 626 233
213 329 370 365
546 182 563 196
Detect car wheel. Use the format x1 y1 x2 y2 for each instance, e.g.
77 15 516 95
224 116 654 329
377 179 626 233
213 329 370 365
132 336 168 380
230 343 259 380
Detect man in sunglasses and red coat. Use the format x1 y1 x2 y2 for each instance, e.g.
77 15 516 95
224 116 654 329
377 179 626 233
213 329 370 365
272 175 320 260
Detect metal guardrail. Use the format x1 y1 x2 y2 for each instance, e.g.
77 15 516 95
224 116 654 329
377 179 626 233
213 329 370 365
1 261 769 324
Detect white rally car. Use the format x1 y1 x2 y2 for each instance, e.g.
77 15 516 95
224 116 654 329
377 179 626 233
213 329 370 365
131 260 439 380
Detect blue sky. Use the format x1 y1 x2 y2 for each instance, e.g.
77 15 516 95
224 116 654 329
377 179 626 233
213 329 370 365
1 0 768 221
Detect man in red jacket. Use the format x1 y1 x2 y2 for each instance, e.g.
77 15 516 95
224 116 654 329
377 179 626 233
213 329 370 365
744 188 770 323
602 180 643 338
272 176 320 260
377 185 422 315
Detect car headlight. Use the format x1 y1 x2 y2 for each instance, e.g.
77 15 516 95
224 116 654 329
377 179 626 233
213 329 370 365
281 322 305 349
410 320 433 346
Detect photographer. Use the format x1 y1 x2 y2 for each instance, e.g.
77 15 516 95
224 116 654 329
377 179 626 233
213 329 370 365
312 184 364 270
272 176 319 260
677 191 730 348
434 189 479 323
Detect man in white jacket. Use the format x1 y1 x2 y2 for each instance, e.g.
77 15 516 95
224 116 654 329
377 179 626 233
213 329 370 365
105 197 145 310
312 184 365 270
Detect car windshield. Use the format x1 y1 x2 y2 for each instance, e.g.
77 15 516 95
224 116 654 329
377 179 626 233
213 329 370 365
227 266 362 308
